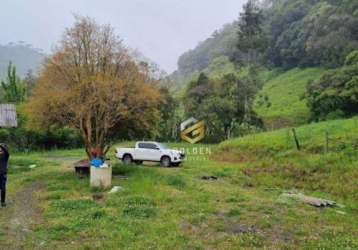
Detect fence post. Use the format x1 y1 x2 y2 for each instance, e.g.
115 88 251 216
325 131 329 154
286 129 290 150
292 128 301 151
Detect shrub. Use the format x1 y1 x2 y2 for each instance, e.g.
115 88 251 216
0 127 82 151
345 50 358 66
306 62 358 120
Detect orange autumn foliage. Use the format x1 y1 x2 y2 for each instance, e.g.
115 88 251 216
25 16 161 157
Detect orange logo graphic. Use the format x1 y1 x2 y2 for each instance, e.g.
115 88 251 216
180 117 205 144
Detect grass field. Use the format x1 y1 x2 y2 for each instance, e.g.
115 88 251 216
0 118 357 249
254 68 326 128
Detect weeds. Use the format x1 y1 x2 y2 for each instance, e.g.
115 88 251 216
122 196 158 219
50 199 99 213
165 175 186 190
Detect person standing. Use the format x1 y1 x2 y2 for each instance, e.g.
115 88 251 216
0 144 9 207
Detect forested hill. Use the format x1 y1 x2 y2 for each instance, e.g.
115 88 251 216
172 0 358 82
0 43 45 78
177 22 237 77
169 0 358 140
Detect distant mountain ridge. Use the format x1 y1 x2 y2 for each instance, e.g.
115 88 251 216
176 22 237 77
0 42 45 79
169 22 237 90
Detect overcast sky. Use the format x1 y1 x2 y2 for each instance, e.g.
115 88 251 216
0 0 245 73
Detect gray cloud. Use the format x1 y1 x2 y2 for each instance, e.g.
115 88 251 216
0 0 245 73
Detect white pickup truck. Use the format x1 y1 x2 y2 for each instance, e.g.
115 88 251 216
115 141 185 167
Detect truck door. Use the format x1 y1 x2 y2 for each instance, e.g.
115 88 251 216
146 143 162 161
136 143 150 160
138 143 161 161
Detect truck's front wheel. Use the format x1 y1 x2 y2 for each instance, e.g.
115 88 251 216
122 154 133 165
160 156 171 167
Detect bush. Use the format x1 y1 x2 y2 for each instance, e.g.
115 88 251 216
0 127 82 151
325 110 346 120
0 106 82 151
306 60 358 120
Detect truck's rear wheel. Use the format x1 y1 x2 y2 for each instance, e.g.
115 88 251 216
160 156 171 167
122 154 133 165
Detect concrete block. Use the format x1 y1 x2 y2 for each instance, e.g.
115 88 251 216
90 166 112 188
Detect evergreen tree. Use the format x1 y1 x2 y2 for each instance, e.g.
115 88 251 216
1 62 26 103
233 0 266 67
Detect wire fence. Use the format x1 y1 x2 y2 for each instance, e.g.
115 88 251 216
283 117 358 158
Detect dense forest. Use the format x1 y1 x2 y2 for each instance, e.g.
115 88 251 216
169 0 358 142
174 0 358 78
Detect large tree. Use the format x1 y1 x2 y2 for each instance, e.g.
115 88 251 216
25 16 161 158
183 72 262 141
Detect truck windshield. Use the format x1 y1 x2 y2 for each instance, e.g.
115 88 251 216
158 143 168 149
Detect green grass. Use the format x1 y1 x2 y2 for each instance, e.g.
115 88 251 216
0 127 357 249
219 117 358 203
254 68 326 128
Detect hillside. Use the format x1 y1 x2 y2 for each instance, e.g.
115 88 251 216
170 0 358 137
218 116 358 204
0 43 45 79
220 116 358 156
254 68 326 128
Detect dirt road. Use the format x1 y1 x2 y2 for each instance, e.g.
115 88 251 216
0 182 44 249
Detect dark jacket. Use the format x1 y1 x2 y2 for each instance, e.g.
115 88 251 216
0 144 9 175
